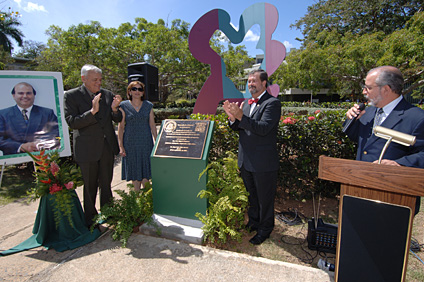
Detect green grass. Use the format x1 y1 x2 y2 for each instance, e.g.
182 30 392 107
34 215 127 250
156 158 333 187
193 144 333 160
0 163 34 205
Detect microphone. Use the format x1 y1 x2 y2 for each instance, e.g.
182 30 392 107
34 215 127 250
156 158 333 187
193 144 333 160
373 126 416 164
342 103 366 133
373 126 416 147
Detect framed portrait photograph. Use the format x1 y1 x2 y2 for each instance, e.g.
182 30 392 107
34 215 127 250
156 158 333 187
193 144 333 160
0 71 71 165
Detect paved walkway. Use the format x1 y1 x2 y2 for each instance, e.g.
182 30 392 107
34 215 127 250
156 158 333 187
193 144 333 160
0 159 332 282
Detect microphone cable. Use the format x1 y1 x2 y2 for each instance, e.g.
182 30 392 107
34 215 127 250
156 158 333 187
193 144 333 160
276 208 307 226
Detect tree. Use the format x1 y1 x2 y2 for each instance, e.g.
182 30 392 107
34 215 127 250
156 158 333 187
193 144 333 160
293 0 423 46
36 18 251 103
14 40 46 59
276 1 424 100
0 11 24 53
0 45 13 69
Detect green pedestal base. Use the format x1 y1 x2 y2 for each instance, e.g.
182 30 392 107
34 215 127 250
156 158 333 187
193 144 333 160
151 157 207 220
151 120 214 220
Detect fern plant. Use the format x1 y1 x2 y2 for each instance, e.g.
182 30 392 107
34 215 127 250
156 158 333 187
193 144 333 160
93 184 154 247
196 152 249 244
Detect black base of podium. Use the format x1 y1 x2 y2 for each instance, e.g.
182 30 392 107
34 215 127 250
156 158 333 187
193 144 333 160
337 195 412 282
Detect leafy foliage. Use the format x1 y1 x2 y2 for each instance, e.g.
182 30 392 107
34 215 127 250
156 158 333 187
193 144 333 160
196 152 249 244
277 1 424 101
293 0 423 46
27 150 83 228
14 40 46 59
191 112 239 162
93 185 154 247
193 105 357 199
278 109 356 199
0 8 23 53
35 18 250 104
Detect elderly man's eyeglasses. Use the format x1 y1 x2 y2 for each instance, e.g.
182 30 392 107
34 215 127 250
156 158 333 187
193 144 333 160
131 87 144 92
361 83 380 92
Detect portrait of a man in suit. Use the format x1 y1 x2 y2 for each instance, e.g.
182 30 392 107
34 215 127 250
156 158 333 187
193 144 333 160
0 82 60 155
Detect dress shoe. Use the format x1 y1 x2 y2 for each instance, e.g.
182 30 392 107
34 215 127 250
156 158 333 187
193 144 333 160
97 224 108 233
245 224 258 232
93 223 108 233
249 233 269 245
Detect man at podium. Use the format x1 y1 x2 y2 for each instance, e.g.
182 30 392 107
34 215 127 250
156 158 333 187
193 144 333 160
344 65 424 213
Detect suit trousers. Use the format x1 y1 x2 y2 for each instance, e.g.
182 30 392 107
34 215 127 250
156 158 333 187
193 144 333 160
241 166 277 236
78 139 115 227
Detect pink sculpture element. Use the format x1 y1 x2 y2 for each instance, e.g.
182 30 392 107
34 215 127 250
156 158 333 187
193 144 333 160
264 4 286 76
264 4 286 97
189 3 286 114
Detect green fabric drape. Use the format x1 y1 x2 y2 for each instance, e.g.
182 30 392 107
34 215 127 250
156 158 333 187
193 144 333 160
1 191 100 256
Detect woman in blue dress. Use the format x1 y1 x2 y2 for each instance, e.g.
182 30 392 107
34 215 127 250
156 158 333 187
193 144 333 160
118 81 157 191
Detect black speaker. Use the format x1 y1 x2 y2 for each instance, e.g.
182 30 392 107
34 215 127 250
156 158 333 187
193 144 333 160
127 62 159 102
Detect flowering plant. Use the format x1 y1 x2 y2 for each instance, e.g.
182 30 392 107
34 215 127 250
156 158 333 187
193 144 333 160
27 150 84 228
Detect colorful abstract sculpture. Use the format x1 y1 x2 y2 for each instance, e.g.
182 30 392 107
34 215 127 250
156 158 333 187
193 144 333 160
189 3 286 114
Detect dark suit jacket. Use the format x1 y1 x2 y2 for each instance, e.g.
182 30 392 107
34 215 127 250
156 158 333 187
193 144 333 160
345 98 424 168
64 86 122 163
0 105 59 155
229 92 281 172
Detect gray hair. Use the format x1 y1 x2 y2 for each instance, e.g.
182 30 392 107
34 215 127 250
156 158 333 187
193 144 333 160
81 64 102 77
371 66 404 95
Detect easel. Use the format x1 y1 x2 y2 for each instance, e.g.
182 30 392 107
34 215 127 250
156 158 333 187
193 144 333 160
0 161 5 189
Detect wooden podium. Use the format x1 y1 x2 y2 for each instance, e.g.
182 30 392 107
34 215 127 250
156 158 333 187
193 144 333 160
318 155 424 282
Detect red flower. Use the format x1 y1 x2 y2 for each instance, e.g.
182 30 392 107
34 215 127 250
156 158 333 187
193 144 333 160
314 110 321 114
308 116 315 121
282 117 296 124
64 181 74 190
40 179 52 184
49 184 63 195
50 162 60 176
36 160 47 166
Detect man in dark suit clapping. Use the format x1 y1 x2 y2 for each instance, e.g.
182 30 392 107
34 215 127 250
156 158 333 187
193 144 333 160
223 69 281 245
64 64 122 227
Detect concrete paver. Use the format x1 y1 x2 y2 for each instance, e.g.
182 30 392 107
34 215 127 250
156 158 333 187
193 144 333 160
0 159 331 282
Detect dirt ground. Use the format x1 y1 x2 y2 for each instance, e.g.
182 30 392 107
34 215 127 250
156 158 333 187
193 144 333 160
209 196 424 281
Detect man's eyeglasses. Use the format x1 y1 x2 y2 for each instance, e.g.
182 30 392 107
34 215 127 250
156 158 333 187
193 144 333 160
131 87 144 92
361 83 381 92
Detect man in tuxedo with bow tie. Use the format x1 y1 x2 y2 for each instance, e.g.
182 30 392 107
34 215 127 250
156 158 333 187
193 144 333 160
64 64 122 227
0 82 59 155
223 69 281 245
345 66 424 214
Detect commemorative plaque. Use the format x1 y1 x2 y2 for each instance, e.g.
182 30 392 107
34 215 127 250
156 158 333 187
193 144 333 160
153 119 210 159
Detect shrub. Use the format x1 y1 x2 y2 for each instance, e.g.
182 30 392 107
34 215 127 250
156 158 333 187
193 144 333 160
192 105 357 199
93 185 155 247
196 152 249 244
278 109 356 199
280 101 354 109
153 107 193 123
190 113 239 162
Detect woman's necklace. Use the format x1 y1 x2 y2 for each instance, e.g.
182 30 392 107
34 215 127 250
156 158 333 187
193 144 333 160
131 101 142 111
